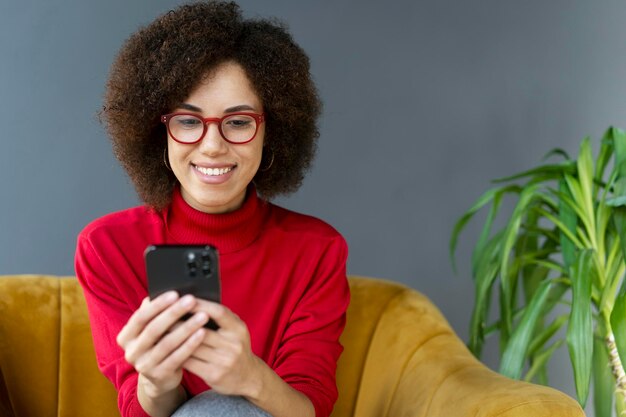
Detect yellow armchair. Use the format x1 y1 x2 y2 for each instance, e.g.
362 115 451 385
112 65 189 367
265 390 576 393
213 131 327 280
0 275 584 417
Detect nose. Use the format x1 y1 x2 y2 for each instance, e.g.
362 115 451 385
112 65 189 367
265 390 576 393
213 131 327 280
197 122 227 155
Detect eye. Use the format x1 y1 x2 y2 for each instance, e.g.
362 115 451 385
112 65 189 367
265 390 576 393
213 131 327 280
172 115 203 129
223 115 255 130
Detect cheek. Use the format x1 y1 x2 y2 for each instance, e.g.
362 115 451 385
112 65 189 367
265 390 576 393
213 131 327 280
240 135 264 164
254 131 266 162
167 139 188 159
253 142 265 165
167 141 192 175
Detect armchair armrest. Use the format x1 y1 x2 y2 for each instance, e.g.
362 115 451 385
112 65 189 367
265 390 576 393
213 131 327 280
350 278 584 417
392 331 585 417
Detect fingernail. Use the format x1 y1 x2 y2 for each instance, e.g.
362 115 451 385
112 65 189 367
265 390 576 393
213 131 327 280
180 295 195 307
194 312 208 323
163 291 178 302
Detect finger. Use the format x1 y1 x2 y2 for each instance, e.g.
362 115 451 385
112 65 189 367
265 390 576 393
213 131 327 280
183 356 218 383
192 299 242 333
194 326 243 355
138 327 208 384
189 342 234 365
135 295 198 347
136 315 208 375
169 320 185 333
134 310 208 370
183 356 235 393
123 295 198 364
195 325 222 347
117 291 179 347
162 328 207 371
191 325 249 368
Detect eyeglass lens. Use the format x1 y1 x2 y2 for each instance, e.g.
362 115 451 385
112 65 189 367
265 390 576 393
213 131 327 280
168 114 258 143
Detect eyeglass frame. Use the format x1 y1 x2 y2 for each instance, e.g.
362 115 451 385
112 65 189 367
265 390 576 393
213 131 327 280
161 112 266 145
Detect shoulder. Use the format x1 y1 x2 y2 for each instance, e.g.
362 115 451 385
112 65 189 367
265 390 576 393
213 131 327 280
77 205 161 244
265 202 347 247
267 203 341 236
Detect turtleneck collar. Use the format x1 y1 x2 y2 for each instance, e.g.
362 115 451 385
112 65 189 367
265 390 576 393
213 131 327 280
163 185 269 254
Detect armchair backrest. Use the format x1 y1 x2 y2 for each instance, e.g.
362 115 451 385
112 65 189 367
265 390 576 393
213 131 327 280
2 275 425 417
0 276 118 417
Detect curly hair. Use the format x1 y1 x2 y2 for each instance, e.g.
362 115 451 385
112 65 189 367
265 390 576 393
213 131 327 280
102 1 321 209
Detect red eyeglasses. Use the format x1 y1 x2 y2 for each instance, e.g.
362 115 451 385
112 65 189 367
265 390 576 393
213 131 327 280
161 112 265 144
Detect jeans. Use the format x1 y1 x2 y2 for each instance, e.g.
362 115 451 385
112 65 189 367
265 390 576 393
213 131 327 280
172 391 272 417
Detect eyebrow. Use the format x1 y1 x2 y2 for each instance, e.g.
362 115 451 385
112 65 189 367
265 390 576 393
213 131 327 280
178 103 258 113
179 103 203 112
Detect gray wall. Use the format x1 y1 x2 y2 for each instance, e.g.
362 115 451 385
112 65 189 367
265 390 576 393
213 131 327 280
3 0 626 410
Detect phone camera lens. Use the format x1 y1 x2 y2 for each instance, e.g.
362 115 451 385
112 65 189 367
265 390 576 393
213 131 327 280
186 252 199 276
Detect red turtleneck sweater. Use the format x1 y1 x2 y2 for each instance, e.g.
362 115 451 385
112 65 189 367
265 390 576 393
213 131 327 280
75 187 349 417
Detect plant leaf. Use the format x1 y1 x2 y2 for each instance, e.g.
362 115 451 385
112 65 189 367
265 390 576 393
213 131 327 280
558 179 577 271
598 231 626 314
609 128 626 358
493 161 575 183
449 185 521 272
519 215 559 305
525 259 566 275
542 148 571 161
606 195 626 207
610 275 626 376
595 197 612 268
468 231 504 357
500 185 541 333
471 187 511 277
524 340 564 383
612 201 626 305
576 137 595 223
608 128 626 206
594 129 615 188
592 335 614 417
563 173 596 249
612 127 626 180
541 280 571 322
528 314 568 357
547 188 587 234
566 249 594 407
534 207 584 249
499 279 553 379
599 233 624 312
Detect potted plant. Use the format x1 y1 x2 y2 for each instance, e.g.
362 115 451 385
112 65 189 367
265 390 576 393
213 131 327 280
450 127 626 417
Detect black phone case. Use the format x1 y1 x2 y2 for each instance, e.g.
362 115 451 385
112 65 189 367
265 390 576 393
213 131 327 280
144 244 221 330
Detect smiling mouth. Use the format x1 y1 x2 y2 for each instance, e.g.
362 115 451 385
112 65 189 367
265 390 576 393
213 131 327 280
194 165 235 176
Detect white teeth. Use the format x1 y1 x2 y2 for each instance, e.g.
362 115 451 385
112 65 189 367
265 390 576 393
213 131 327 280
195 165 233 176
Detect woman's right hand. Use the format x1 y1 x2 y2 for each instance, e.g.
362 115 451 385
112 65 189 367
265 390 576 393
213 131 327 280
116 292 209 404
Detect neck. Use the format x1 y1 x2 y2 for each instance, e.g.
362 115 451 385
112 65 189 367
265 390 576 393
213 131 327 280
163 185 269 254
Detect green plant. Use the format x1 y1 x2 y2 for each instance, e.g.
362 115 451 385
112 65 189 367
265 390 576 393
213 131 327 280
450 127 626 417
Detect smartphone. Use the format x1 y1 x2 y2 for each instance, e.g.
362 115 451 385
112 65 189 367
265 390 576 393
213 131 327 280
144 244 221 330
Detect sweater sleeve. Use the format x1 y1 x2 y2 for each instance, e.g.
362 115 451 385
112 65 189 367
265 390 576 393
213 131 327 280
75 232 151 417
272 235 350 417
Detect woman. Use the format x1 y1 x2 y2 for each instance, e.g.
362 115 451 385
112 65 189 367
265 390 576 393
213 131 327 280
75 2 349 417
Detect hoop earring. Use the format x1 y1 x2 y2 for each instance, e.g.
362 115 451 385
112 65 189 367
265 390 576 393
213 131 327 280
260 149 274 172
163 148 172 171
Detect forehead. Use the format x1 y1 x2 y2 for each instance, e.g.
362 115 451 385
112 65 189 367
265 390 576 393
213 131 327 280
186 61 262 108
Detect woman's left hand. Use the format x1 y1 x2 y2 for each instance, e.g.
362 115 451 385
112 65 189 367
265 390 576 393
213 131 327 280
182 299 264 398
